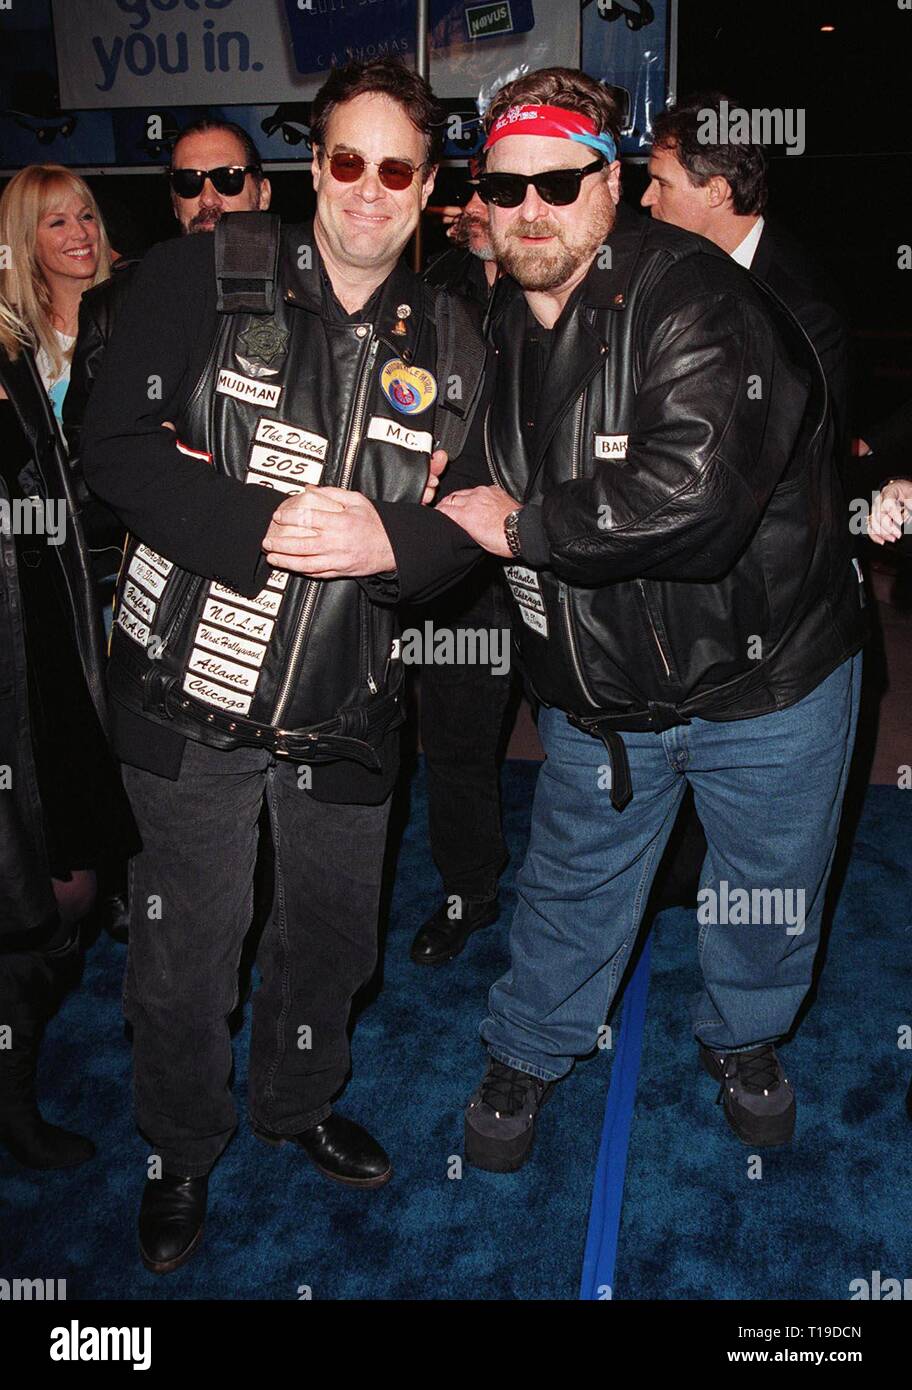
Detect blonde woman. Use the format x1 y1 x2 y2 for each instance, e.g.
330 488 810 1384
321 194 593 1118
0 164 112 420
0 291 136 1169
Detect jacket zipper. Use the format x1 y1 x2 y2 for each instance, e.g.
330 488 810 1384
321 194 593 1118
637 578 671 677
270 334 379 726
483 403 507 488
559 583 599 708
359 591 378 694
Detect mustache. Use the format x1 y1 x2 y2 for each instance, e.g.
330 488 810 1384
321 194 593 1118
503 217 563 242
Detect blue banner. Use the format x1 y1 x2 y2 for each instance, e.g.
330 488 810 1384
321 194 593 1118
581 0 673 157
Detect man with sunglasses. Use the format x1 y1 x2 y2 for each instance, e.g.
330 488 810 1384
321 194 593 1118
414 67 866 1172
82 58 487 1272
169 118 271 234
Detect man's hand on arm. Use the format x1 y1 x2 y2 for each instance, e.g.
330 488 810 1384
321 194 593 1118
436 484 520 557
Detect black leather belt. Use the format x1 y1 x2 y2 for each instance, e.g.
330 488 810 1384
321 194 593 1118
566 701 691 812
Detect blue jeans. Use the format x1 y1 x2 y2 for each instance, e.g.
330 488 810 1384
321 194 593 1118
481 654 862 1081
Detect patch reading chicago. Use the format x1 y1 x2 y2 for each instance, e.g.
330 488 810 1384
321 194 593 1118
380 359 437 415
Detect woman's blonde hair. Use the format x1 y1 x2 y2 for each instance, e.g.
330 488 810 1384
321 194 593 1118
0 164 112 378
0 294 32 362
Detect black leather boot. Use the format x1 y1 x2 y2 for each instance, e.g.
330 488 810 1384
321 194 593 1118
253 1112 392 1187
410 896 499 966
139 1171 208 1274
0 1015 95 1170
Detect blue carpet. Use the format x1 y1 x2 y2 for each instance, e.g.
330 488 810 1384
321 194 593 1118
612 785 912 1300
0 758 614 1300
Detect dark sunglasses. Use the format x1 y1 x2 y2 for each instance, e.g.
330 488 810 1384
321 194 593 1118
169 164 260 198
327 150 423 191
476 157 605 208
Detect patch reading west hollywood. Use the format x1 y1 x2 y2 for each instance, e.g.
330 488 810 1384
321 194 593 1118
216 368 282 409
194 623 269 668
380 358 437 415
366 416 432 454
184 569 290 713
235 319 289 379
505 563 549 638
594 434 629 460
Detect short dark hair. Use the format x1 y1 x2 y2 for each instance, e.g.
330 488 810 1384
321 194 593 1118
170 118 264 182
310 57 445 167
652 92 768 216
484 67 621 150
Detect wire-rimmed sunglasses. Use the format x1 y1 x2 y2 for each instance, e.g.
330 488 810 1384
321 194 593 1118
169 164 261 199
327 150 424 191
475 157 605 208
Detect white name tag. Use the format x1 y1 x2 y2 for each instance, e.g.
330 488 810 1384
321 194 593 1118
505 565 549 638
267 569 289 591
123 580 157 625
189 646 261 694
247 443 324 487
216 369 282 409
244 471 304 497
594 434 629 459
366 416 432 454
254 418 328 461
209 581 284 619
182 673 252 715
128 554 167 598
134 544 173 577
194 622 269 669
203 596 276 639
117 606 150 647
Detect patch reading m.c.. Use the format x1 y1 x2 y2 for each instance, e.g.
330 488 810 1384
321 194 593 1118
594 434 629 460
216 369 282 409
366 415 432 454
505 563 549 638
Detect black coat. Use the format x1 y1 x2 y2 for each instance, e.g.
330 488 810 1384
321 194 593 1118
0 345 108 935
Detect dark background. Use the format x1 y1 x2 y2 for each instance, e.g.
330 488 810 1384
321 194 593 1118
14 0 912 433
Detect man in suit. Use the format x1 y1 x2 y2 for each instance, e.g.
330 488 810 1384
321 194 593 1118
639 90 855 916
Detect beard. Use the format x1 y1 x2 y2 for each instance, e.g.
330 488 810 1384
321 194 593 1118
187 206 223 234
491 187 616 291
452 210 495 261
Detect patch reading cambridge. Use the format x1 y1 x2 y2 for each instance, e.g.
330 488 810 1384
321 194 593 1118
380 358 437 415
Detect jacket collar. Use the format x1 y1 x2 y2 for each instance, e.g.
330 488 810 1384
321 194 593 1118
280 219 427 364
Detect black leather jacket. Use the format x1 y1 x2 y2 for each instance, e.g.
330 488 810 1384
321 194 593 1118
489 207 867 802
0 345 108 935
95 218 484 771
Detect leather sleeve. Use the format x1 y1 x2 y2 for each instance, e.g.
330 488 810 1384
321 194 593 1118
530 276 809 586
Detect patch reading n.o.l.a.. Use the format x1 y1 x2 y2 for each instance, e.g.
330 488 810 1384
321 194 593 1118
366 416 432 454
594 434 629 460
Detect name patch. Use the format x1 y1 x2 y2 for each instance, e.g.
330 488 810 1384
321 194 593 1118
194 623 269 669
189 647 261 694
505 564 549 638
209 581 283 618
366 416 432 454
123 580 157 625
128 554 167 598
594 434 629 460
116 606 150 647
247 444 324 488
203 596 276 639
134 544 173 577
216 369 282 409
182 673 252 715
254 418 328 461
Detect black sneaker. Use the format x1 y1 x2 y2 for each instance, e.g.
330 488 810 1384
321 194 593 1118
700 1043 796 1147
464 1058 553 1172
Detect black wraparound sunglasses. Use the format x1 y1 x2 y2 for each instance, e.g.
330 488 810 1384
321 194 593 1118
475 157 605 208
169 164 261 198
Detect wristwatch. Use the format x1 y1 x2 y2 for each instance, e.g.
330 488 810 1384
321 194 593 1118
503 508 523 558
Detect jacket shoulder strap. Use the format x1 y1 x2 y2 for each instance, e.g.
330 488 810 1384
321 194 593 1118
214 211 281 315
430 287 486 458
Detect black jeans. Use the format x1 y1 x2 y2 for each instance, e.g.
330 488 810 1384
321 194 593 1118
417 562 517 904
121 739 391 1177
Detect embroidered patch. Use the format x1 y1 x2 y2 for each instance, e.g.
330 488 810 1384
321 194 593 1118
505 564 549 638
194 623 269 669
594 434 629 460
128 554 167 598
116 606 150 647
134 544 173 577
380 359 437 415
216 369 282 409
246 444 323 488
366 415 432 454
254 418 328 461
122 580 157 626
209 581 283 618
188 647 261 695
182 673 252 715
203 597 277 639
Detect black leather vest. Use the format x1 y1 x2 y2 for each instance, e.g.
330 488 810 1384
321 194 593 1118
108 223 459 767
